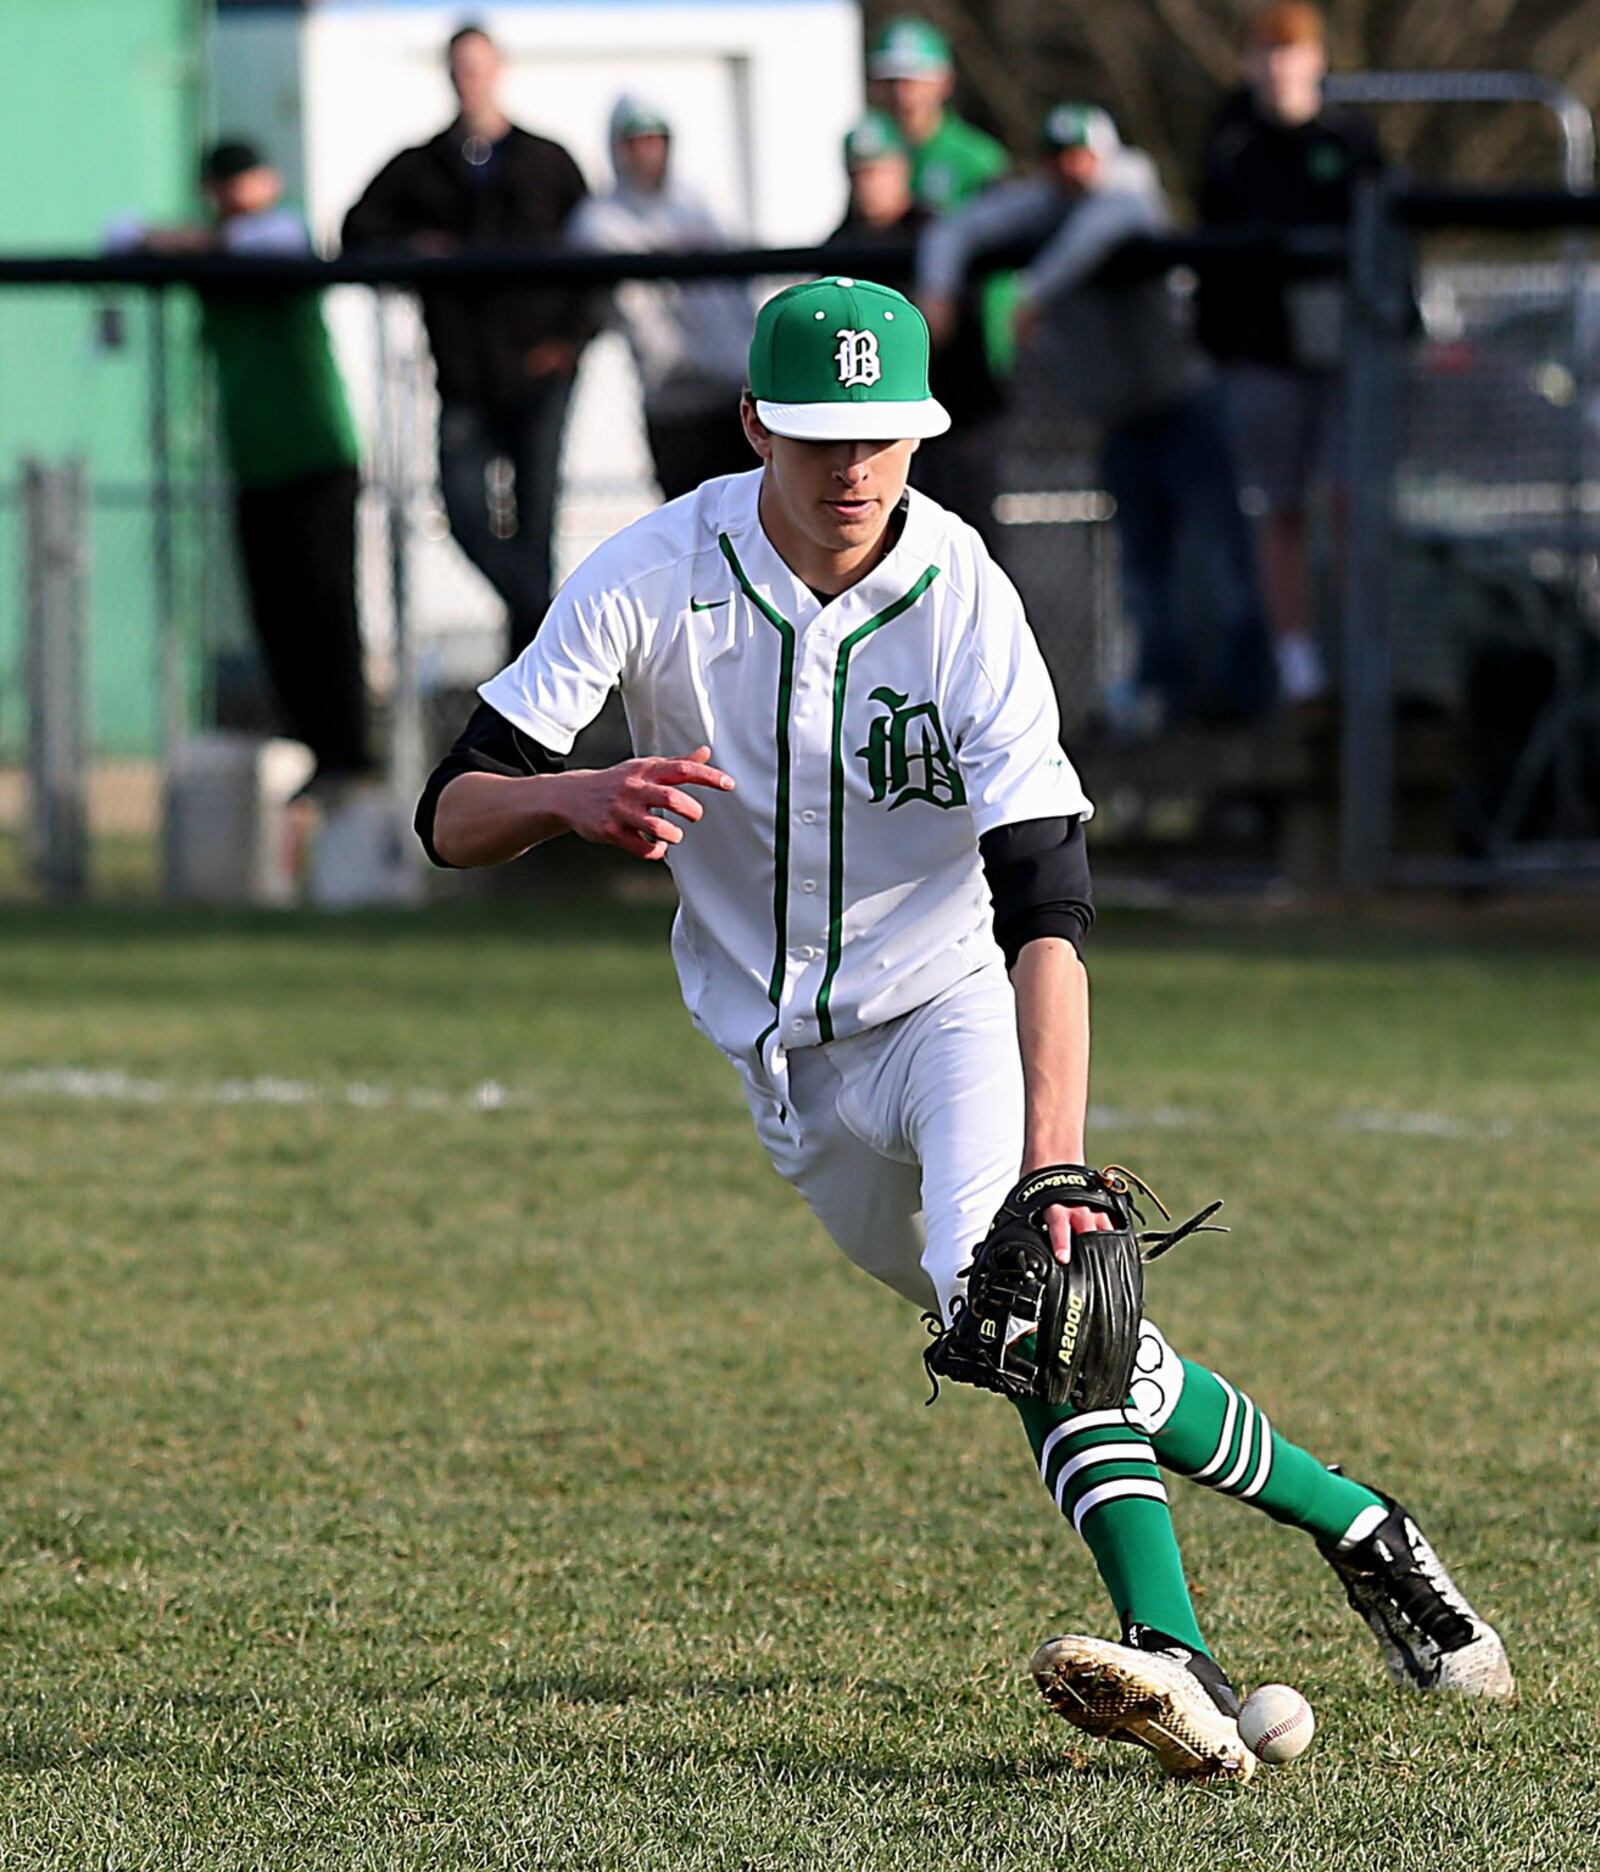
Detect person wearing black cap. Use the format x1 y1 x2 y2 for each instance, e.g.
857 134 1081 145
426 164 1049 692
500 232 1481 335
141 142 373 792
341 24 594 658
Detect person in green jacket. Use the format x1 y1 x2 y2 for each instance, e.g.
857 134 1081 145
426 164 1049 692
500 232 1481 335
144 141 373 792
866 16 1007 210
866 18 1015 368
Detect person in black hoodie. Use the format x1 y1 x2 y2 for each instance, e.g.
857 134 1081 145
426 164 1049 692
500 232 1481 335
342 24 594 656
1196 2 1382 706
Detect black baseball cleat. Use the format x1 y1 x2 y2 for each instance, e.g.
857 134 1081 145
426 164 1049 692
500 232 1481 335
1316 1488 1515 1700
1030 1627 1254 1783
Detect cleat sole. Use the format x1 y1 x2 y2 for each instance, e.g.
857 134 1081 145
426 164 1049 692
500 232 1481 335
1031 1635 1256 1784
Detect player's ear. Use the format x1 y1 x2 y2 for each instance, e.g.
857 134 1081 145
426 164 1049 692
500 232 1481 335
739 390 772 462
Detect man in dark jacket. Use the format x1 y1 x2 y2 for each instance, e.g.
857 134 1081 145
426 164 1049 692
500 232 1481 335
1197 1 1383 705
342 23 594 656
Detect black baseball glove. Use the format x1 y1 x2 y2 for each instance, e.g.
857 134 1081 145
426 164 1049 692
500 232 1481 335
922 1165 1225 1412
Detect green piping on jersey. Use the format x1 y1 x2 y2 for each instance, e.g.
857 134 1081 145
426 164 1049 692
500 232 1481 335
816 563 942 1042
718 533 796 1054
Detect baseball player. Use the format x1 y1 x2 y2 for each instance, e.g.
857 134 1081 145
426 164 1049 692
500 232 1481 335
415 277 1513 1782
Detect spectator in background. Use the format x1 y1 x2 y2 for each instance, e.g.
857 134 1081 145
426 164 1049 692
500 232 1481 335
865 16 1008 213
866 15 1017 373
141 142 373 794
570 96 754 501
1198 0 1383 706
341 23 594 657
825 110 1003 544
920 106 1272 736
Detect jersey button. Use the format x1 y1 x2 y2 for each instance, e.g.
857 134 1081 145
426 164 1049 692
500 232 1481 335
801 879 817 893
799 945 819 960
801 810 817 824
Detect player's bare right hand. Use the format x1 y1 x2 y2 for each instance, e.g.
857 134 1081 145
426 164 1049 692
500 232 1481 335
558 746 734 861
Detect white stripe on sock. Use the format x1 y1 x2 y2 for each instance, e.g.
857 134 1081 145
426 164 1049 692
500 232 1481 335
1192 1378 1239 1481
1242 1411 1274 1498
1036 1411 1132 1483
1218 1396 1257 1492
1072 1477 1169 1532
1337 1502 1388 1550
1052 1443 1157 1511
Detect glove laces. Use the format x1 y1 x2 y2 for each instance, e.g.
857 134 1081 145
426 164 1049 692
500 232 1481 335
1099 1164 1229 1262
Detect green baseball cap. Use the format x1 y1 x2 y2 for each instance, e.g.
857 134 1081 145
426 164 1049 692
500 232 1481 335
843 109 909 169
1042 102 1119 155
866 16 952 80
749 278 950 442
611 94 671 141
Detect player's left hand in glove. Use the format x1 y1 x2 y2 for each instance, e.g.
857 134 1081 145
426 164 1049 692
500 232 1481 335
922 1165 1225 1414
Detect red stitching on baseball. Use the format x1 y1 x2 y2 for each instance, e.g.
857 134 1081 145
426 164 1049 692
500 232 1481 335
1259 1716 1308 1743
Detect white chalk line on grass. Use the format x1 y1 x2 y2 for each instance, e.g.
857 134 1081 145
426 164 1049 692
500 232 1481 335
0 1064 1552 1142
0 1065 524 1115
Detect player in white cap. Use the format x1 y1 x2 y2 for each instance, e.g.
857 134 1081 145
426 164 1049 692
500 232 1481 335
416 278 1513 1783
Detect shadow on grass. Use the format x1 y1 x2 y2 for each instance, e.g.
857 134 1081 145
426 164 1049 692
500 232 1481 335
0 1730 165 1774
486 1669 1123 1789
0 1669 1123 1793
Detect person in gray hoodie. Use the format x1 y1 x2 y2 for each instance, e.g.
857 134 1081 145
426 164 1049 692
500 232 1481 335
571 97 756 501
920 105 1272 733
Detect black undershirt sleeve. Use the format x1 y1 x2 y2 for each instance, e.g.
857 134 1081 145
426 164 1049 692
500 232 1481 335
414 700 564 868
979 815 1095 968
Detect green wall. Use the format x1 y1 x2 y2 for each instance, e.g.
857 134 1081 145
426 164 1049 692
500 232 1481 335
0 0 206 757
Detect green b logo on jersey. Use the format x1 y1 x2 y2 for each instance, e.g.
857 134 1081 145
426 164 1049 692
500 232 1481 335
856 687 967 812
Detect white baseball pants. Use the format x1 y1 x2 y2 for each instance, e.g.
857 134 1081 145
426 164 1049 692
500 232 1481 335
740 965 1025 1322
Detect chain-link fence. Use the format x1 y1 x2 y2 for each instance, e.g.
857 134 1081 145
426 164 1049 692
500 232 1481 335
0 244 1141 906
5 212 1600 903
1343 184 1600 886
0 289 185 897
0 269 676 905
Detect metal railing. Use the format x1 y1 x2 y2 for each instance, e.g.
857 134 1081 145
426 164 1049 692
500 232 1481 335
22 461 89 895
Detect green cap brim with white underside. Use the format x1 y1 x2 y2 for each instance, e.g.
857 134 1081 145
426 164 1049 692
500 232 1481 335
749 276 951 442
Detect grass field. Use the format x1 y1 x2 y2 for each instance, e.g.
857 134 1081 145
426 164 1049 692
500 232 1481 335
1 900 1596 1869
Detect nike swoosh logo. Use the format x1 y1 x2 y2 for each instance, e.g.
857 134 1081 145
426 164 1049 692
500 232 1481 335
690 596 731 611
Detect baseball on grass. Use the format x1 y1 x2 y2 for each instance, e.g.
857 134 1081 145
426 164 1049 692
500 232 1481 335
1238 1684 1315 1763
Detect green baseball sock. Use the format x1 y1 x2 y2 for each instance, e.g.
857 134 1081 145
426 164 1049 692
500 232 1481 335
1015 1398 1211 1656
1150 1357 1386 1546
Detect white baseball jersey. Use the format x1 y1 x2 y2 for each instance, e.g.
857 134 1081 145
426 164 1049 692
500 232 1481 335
479 467 1092 1092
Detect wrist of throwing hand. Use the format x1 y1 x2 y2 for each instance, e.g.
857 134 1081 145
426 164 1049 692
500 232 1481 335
519 768 582 839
